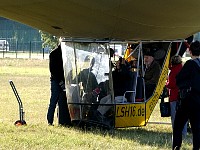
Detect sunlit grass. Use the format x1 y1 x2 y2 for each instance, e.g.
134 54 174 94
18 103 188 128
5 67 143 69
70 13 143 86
1 66 49 76
0 58 192 149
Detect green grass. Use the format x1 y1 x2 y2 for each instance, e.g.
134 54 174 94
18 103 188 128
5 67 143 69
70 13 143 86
0 58 192 150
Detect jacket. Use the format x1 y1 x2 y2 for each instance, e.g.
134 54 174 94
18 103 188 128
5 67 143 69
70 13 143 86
49 45 64 82
176 58 200 108
176 58 200 92
166 63 182 102
112 64 132 97
144 60 161 85
76 68 98 93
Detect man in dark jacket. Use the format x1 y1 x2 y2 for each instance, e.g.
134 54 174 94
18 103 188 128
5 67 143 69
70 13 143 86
172 41 200 150
144 50 161 99
76 55 98 94
47 44 71 126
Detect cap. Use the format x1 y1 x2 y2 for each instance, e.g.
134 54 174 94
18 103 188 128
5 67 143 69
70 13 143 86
143 49 154 57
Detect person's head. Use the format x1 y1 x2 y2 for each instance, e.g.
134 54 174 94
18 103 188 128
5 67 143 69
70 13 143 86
144 49 155 67
109 48 115 58
115 57 122 69
130 59 137 68
189 40 200 57
84 55 95 68
115 57 131 70
170 55 182 65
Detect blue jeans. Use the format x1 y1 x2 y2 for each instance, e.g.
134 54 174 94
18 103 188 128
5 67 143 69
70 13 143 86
47 79 63 124
170 101 187 137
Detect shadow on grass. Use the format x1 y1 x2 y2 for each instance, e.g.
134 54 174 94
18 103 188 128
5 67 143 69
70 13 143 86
114 127 172 148
113 127 192 149
60 119 192 149
72 123 172 149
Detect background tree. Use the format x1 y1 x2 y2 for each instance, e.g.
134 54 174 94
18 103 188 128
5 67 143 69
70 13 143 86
39 30 59 50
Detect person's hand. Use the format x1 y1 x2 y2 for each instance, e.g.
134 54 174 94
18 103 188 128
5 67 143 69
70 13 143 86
59 80 65 90
92 87 101 96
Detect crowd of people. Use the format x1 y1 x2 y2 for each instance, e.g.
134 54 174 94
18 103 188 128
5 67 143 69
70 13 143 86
46 40 200 149
46 43 162 124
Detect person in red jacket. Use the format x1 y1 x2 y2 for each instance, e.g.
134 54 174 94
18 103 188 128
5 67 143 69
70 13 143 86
166 55 187 137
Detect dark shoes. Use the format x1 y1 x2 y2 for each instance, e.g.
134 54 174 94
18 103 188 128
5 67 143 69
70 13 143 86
48 123 54 126
173 146 180 150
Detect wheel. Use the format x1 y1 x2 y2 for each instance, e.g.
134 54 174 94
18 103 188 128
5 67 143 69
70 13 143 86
14 120 27 126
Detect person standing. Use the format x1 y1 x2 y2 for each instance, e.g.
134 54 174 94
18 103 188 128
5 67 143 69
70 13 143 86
172 41 200 150
47 44 71 126
166 55 187 137
75 55 98 94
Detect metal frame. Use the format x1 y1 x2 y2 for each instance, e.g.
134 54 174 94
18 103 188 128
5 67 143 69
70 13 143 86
9 80 26 124
62 38 185 43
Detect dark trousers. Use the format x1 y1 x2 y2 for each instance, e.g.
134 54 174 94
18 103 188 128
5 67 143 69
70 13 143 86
145 83 156 99
58 91 71 126
47 79 71 125
172 95 200 150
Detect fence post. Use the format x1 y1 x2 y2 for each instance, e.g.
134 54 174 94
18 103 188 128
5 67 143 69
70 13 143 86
3 49 5 58
15 48 17 59
43 48 44 59
29 41 31 59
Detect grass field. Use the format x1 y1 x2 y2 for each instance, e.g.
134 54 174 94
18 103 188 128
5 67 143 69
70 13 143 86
0 58 192 149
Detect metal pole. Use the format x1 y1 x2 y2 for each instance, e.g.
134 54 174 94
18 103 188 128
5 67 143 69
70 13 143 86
29 41 31 58
175 42 183 56
43 48 44 59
